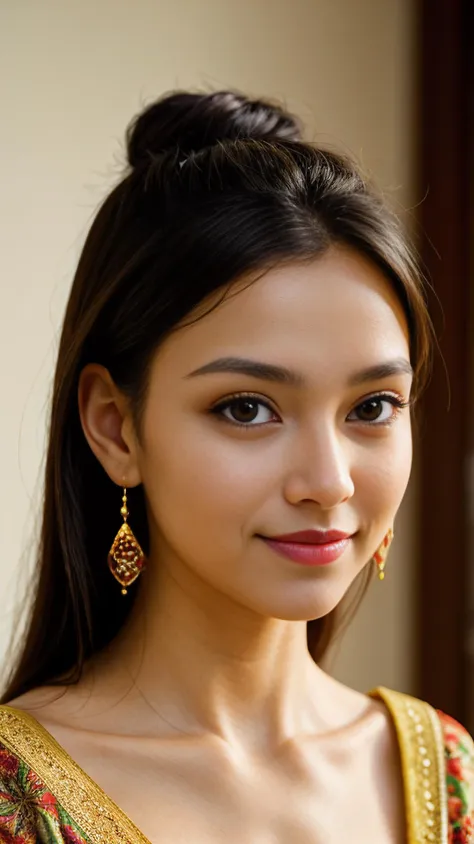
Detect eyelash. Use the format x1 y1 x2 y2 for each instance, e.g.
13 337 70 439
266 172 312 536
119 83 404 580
210 392 412 430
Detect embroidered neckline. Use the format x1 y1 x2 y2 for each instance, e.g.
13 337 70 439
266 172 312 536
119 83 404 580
0 688 448 844
370 687 448 843
0 705 150 843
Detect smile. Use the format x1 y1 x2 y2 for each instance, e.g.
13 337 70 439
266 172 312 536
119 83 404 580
259 536 352 566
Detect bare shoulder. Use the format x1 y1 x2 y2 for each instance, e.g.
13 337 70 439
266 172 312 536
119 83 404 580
315 670 392 736
4 684 85 730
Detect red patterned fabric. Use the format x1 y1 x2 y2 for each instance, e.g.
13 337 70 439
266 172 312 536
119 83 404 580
438 711 474 843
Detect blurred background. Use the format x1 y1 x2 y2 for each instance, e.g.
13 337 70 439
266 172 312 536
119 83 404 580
0 0 472 727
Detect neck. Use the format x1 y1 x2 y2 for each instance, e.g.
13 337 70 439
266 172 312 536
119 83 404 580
96 554 340 748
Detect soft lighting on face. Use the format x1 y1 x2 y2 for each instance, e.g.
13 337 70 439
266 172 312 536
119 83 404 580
139 249 413 623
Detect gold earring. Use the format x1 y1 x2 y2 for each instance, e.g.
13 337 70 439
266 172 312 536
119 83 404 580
372 528 394 581
108 487 146 595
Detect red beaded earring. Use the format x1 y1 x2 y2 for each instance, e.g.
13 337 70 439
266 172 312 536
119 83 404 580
108 487 146 595
372 528 394 581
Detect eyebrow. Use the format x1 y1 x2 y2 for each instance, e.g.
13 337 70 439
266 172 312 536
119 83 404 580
185 356 414 387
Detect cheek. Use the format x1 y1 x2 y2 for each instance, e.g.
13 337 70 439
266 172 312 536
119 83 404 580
355 422 413 519
140 410 273 548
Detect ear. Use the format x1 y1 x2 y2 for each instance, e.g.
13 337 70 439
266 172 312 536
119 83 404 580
78 364 142 487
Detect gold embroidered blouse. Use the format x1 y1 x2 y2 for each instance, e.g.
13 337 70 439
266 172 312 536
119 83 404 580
0 687 472 843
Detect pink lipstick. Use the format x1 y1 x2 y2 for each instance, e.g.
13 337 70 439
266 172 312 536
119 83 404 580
259 529 353 566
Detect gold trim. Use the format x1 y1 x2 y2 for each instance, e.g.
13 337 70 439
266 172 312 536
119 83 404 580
426 702 449 844
370 687 448 843
0 690 448 843
0 705 151 844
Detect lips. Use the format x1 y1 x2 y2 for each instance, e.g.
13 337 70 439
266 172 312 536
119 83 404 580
264 529 353 544
257 529 355 566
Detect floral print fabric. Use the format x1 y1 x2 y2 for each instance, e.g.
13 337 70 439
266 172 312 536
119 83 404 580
0 711 472 842
438 711 474 843
0 741 90 843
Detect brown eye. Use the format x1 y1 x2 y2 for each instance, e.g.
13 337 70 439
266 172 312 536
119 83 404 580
228 398 261 424
348 395 408 426
358 399 385 422
211 395 278 427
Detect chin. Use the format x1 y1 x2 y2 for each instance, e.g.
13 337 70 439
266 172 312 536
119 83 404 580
245 581 347 623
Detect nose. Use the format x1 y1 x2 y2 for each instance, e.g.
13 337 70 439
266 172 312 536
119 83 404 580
283 423 355 510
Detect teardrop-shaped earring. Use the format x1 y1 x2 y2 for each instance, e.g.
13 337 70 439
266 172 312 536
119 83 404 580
108 487 146 595
372 527 394 581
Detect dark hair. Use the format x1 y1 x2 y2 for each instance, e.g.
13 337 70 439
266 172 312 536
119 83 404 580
2 90 432 703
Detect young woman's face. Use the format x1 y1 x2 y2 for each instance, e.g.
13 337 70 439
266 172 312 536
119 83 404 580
137 247 413 621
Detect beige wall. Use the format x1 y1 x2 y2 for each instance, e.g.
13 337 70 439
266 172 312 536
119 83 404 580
0 0 417 693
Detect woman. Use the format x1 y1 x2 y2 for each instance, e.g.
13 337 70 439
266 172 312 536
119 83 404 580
0 90 472 843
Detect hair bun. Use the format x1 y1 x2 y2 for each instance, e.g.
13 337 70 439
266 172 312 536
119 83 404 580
126 90 302 168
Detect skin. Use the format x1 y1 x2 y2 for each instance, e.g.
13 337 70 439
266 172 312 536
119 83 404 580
11 246 414 843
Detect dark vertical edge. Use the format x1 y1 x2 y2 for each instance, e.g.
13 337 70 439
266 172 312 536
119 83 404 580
416 0 471 720
467 0 474 734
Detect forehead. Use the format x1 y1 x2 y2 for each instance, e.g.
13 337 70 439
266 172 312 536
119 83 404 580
160 247 410 380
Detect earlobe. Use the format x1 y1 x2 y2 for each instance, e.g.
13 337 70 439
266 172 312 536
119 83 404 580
78 364 141 487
